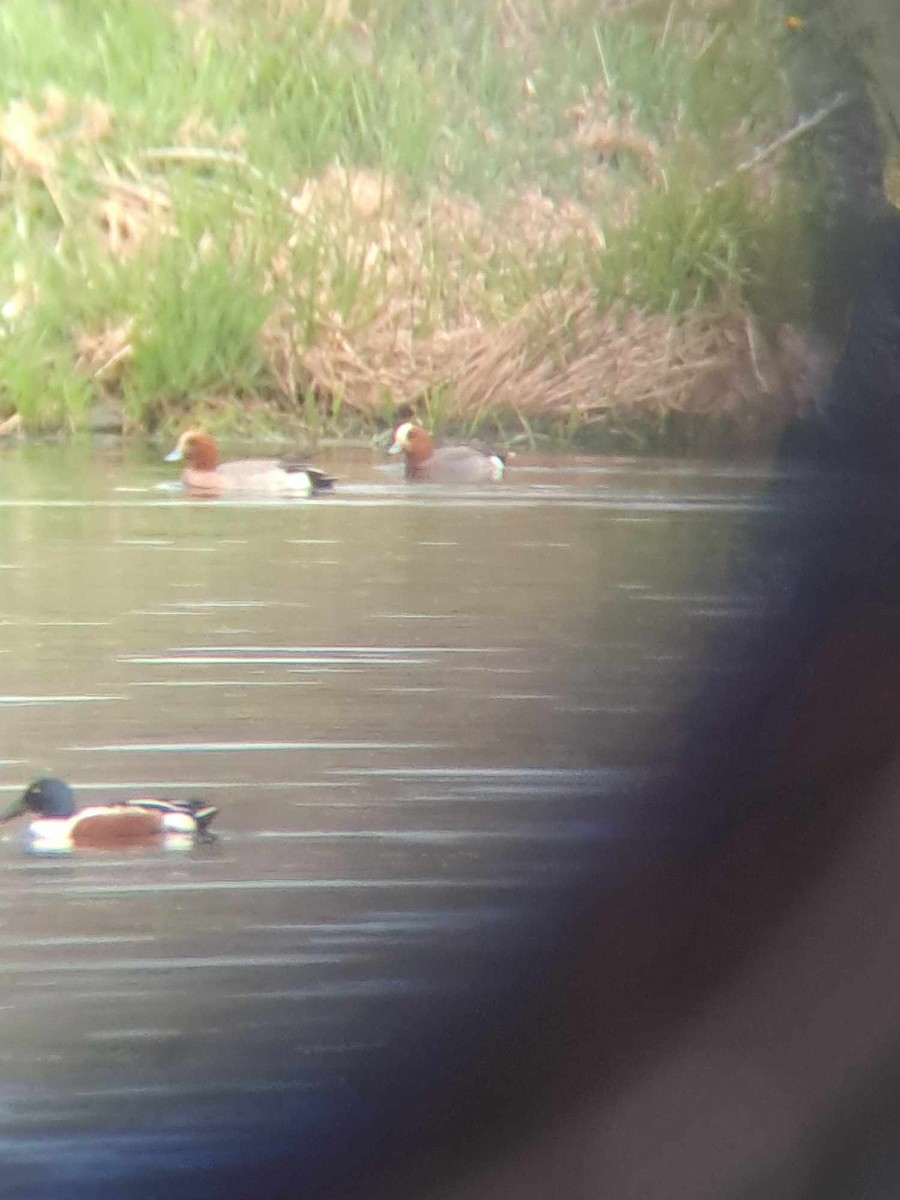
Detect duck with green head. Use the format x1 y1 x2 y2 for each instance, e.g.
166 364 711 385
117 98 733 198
2 777 218 853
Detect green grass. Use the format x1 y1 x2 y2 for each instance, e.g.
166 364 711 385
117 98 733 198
126 244 271 421
0 0 806 438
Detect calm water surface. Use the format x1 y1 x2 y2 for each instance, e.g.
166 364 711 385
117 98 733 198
0 441 775 1197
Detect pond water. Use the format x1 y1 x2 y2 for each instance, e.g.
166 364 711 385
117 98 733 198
0 440 776 1198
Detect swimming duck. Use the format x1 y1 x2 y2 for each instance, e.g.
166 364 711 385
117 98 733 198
164 430 336 496
1 777 218 853
387 421 506 484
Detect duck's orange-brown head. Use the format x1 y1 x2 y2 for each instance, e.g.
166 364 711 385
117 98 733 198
388 421 434 463
165 429 219 471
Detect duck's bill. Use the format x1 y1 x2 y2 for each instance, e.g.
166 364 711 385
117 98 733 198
164 447 183 462
1 793 27 823
386 442 402 455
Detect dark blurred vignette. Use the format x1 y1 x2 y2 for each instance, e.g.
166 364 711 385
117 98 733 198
224 6 900 1198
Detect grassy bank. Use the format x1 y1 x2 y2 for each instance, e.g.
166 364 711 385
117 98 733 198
0 0 826 448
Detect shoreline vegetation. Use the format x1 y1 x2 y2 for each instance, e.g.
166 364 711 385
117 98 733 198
0 0 886 453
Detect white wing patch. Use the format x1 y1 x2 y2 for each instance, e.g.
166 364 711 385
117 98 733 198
487 455 505 482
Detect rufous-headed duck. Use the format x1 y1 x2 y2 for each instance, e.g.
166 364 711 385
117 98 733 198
165 430 335 496
388 421 506 483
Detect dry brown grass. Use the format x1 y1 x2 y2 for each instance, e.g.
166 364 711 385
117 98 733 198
259 162 826 436
296 287 829 434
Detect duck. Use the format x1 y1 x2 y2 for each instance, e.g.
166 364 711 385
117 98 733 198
387 421 507 484
1 777 218 853
164 429 336 496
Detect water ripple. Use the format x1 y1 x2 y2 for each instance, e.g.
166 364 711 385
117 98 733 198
66 740 449 753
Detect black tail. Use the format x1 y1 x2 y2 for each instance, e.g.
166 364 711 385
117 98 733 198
307 468 337 493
